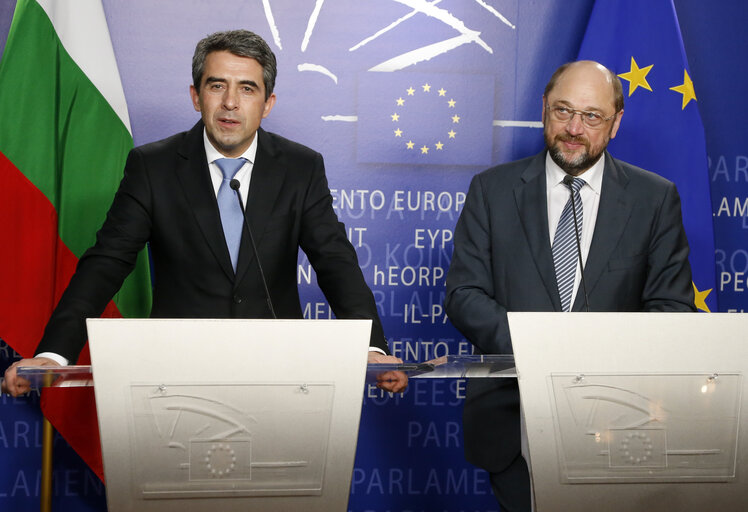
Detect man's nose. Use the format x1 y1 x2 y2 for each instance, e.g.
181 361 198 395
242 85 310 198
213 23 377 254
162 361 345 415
565 113 585 136
223 88 238 110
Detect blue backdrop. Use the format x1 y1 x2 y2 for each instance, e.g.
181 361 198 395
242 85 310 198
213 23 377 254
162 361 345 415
1 1 746 510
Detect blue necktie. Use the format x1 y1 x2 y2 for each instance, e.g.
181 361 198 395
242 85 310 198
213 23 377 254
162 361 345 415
552 177 585 312
215 158 246 272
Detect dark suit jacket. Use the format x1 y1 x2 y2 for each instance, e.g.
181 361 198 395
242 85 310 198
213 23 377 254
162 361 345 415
445 151 695 473
37 121 388 361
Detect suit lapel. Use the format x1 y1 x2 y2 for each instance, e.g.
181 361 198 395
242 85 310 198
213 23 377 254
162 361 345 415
514 152 563 310
174 120 235 281
572 152 633 310
235 128 287 284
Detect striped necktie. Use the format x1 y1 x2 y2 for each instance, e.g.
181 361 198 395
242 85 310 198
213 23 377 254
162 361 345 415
552 177 585 312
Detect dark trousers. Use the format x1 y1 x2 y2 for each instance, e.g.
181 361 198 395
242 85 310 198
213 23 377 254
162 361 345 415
489 453 531 512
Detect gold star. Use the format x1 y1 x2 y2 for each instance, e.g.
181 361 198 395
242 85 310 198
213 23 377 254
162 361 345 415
396 97 405 106
406 140 415 149
617 56 653 97
448 130 456 139
406 86 415 96
394 128 403 137
452 115 460 124
435 141 444 150
420 145 429 154
693 282 712 312
447 99 456 108
391 113 400 122
670 69 697 109
438 88 446 96
422 83 431 92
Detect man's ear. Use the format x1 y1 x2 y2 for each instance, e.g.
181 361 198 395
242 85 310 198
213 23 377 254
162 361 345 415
541 96 547 124
610 109 624 139
262 92 277 119
189 84 201 112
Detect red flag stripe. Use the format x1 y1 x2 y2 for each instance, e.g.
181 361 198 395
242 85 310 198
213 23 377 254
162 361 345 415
0 150 123 359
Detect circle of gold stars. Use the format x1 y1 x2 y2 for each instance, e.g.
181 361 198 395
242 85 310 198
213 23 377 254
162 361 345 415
390 83 460 154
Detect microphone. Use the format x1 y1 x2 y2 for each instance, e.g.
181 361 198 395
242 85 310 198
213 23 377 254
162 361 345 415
562 174 590 312
230 179 277 319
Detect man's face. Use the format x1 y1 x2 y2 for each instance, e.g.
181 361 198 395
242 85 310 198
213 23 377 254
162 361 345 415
190 51 276 157
542 62 622 176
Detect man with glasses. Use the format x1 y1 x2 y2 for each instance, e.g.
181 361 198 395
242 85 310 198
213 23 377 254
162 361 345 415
445 60 695 511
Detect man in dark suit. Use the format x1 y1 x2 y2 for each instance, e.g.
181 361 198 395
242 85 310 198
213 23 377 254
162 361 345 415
445 61 695 511
4 30 404 394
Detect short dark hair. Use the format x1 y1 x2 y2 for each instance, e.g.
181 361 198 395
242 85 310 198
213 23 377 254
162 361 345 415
544 61 624 113
192 30 277 99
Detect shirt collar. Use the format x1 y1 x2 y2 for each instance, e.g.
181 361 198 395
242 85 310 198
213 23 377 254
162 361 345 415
203 128 258 165
545 150 605 195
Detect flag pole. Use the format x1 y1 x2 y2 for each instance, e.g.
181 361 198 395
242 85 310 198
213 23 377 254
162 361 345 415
40 374 54 512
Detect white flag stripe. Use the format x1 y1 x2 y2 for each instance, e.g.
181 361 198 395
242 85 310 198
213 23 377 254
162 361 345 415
37 0 131 133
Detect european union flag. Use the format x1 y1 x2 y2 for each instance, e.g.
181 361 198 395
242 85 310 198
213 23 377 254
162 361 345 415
578 0 717 312
356 71 494 166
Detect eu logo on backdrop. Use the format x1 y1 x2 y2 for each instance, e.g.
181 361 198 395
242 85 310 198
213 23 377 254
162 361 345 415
356 72 494 166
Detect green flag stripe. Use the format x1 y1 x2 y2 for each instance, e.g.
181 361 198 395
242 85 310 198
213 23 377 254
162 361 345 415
0 0 130 256
0 0 151 318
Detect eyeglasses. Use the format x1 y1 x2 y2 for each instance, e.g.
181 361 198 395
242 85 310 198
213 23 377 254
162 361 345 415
546 105 618 128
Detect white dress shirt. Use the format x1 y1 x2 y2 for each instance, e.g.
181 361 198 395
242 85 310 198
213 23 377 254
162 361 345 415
545 152 604 309
204 129 256 202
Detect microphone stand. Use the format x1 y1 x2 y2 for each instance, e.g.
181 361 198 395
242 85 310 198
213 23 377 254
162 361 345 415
230 179 277 319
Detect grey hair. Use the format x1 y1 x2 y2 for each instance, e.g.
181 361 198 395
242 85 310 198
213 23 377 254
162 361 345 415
192 30 277 99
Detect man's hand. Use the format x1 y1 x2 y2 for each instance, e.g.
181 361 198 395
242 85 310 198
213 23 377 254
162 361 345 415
3 357 60 397
367 352 408 393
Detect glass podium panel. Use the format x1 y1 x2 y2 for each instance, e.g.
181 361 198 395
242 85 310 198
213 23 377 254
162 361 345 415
549 372 742 483
19 355 519 388
16 365 94 388
365 354 517 379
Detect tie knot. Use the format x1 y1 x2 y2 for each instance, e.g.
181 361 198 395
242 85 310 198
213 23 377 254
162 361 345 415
566 176 585 193
215 158 246 180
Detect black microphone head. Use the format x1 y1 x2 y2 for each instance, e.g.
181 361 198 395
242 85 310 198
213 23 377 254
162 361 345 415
562 174 575 186
230 179 241 191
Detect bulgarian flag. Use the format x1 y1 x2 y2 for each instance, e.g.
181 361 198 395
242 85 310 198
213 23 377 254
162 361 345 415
0 0 151 479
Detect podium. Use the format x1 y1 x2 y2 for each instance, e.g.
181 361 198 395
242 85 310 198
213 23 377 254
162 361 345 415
86 318 373 512
20 314 748 511
19 319 513 512
508 312 748 511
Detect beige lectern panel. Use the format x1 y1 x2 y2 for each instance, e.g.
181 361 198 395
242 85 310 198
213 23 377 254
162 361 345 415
549 372 740 482
87 318 371 512
129 383 334 498
508 312 747 512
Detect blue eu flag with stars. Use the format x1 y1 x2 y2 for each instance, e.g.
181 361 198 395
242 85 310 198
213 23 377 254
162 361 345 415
578 0 717 312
